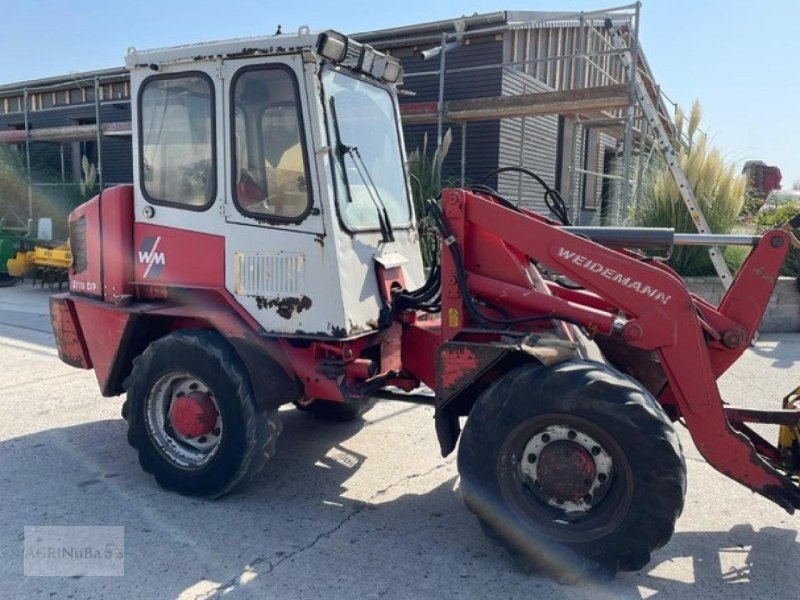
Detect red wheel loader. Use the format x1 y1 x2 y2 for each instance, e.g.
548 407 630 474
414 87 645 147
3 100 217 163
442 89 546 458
49 28 800 579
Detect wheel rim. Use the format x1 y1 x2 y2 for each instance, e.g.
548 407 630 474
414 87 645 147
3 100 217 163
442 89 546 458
145 370 223 469
521 425 613 513
498 414 634 543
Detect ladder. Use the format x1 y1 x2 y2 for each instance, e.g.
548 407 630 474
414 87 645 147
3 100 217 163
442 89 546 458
606 21 734 289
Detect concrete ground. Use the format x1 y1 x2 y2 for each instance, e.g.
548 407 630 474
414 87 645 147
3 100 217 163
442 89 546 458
0 283 799 600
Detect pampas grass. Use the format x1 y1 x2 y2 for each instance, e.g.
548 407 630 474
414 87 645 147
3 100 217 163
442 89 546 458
636 101 747 275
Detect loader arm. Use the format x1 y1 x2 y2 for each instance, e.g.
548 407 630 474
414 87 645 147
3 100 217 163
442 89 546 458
437 188 800 511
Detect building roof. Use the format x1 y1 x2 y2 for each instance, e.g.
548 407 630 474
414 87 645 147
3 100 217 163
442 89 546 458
353 9 633 45
0 67 127 96
124 27 320 68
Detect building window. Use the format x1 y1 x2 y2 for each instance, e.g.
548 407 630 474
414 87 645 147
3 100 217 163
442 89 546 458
231 66 311 221
139 73 215 209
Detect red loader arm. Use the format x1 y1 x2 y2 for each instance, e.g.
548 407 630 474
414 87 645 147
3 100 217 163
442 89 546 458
436 188 800 512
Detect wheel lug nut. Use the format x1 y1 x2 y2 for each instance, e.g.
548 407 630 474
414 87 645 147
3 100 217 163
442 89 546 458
213 428 221 436
198 436 207 443
583 494 592 502
541 434 551 443
526 453 536 463
568 430 576 440
591 446 601 456
598 473 607 483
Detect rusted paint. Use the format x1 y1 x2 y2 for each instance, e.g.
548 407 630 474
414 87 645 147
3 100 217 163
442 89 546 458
49 295 91 369
255 295 312 319
329 325 347 338
347 318 380 336
439 347 480 390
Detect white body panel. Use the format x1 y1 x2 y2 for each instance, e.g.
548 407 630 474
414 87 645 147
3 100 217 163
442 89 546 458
129 34 424 338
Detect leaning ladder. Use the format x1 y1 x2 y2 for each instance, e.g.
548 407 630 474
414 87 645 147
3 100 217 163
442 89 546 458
606 22 734 288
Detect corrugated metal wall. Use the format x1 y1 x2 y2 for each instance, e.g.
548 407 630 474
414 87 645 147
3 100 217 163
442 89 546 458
496 67 558 213
507 24 627 92
0 102 133 187
397 34 504 189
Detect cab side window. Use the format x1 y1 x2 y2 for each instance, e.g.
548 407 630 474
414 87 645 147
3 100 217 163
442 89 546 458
139 74 215 209
232 67 310 220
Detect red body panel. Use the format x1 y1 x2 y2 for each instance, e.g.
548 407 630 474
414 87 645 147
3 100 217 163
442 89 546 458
68 185 134 301
50 295 92 369
401 319 440 389
133 224 225 289
72 300 135 394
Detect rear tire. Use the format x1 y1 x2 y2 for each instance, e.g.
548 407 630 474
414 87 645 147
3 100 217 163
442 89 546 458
125 329 281 498
296 397 375 422
458 359 685 580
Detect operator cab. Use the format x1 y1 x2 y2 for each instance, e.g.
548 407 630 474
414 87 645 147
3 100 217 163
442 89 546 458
125 28 424 338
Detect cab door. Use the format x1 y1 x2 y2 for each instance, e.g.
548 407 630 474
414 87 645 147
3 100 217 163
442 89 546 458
221 54 324 234
220 55 345 336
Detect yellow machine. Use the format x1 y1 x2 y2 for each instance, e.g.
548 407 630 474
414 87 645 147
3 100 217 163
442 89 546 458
7 243 72 287
780 387 800 471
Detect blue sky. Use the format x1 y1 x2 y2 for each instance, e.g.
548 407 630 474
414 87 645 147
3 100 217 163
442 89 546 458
3 0 799 185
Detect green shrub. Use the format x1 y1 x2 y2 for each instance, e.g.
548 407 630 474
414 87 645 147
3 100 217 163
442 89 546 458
635 101 747 276
0 144 30 225
0 143 87 240
754 201 800 276
407 129 452 267
754 200 800 230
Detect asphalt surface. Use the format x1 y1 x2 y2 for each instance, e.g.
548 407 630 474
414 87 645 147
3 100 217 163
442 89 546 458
0 283 799 599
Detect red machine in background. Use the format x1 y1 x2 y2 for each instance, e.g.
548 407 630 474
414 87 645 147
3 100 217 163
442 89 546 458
743 160 783 199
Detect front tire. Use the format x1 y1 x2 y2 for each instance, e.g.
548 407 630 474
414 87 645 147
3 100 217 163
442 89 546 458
458 360 686 579
125 329 281 498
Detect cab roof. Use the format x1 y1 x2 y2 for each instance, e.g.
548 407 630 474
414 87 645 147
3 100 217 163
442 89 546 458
125 26 319 69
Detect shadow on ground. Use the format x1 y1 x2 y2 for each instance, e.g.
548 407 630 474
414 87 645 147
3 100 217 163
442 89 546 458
749 335 800 369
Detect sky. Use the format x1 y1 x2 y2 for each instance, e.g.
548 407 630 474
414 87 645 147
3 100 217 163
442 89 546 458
2 0 800 185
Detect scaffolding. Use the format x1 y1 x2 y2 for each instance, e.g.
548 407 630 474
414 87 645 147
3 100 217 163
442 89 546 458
0 4 679 231
0 71 131 224
391 2 673 227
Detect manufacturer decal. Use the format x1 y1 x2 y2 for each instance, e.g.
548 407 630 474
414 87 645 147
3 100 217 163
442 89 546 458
138 236 166 279
556 247 671 305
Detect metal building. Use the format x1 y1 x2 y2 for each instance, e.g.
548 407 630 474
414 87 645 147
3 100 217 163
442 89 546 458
356 5 666 225
0 4 665 229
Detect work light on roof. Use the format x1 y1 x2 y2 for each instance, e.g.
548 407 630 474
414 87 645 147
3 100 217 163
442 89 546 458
317 30 348 62
358 45 378 73
382 57 403 84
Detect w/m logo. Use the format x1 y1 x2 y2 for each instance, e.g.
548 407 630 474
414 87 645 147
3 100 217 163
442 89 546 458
138 236 166 279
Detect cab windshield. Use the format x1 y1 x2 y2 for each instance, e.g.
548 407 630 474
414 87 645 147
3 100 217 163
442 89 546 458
322 68 411 231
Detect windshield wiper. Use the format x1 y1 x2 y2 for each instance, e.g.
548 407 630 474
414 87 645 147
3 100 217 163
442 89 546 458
347 146 395 243
330 97 394 244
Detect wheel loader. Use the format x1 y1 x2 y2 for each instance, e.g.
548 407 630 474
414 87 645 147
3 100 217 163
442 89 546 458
49 27 800 580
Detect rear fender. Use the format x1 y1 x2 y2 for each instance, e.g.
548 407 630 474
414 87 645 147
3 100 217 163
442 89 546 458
58 295 302 408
